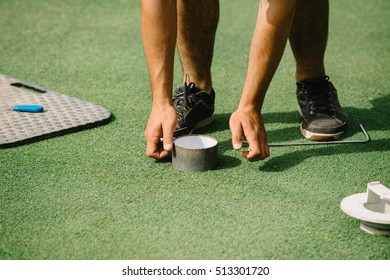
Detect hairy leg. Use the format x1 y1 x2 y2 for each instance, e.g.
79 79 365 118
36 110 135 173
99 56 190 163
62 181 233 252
141 0 177 100
177 0 219 92
289 0 329 81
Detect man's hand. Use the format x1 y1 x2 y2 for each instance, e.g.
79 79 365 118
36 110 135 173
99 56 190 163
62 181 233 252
229 108 269 162
145 104 177 160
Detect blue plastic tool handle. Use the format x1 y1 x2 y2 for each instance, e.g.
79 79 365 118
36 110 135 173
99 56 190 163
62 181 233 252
13 105 44 113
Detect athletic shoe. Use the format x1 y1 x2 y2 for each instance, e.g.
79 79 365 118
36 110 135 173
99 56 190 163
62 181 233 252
296 76 347 140
173 82 215 137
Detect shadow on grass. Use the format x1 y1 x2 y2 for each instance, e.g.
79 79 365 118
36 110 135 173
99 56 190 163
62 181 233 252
155 95 389 170
217 140 242 169
266 94 390 141
196 95 389 171
259 138 389 172
202 94 389 141
258 95 390 171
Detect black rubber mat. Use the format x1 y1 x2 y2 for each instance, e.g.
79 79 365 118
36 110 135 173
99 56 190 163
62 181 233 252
0 74 112 148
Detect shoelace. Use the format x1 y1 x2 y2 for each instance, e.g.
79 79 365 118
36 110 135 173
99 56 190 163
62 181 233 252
299 76 336 115
173 82 199 115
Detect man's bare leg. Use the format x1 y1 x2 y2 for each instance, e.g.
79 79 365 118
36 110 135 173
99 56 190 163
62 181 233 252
289 0 328 81
176 0 219 93
289 0 347 141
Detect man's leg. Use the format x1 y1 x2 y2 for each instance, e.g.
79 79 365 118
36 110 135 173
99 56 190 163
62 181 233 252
289 0 328 81
289 0 347 141
177 0 219 93
173 0 219 137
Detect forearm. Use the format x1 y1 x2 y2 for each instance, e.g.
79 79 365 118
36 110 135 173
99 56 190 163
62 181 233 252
239 0 296 111
141 0 177 107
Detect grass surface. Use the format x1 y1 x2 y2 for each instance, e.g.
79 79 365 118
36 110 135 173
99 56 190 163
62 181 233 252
0 0 389 259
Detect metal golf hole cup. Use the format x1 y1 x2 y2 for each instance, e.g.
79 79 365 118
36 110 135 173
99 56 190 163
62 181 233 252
172 135 218 172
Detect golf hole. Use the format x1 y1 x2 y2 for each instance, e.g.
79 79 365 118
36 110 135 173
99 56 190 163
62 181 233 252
172 135 218 172
174 135 218 150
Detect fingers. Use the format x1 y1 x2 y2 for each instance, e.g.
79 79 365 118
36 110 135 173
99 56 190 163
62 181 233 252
145 135 169 160
145 128 174 160
242 139 262 162
162 119 175 152
230 117 243 150
241 132 269 162
145 123 173 160
145 105 177 160
230 111 270 162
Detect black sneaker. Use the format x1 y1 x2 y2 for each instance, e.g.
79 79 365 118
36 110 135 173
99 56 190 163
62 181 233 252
296 76 347 141
173 82 215 137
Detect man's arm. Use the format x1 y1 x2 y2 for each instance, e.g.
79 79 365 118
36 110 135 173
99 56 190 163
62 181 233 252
230 0 297 161
141 0 177 159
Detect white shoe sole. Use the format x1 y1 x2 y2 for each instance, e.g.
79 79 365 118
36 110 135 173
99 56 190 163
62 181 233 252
300 124 345 141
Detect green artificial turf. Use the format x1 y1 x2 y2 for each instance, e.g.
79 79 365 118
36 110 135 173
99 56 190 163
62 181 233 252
0 0 389 260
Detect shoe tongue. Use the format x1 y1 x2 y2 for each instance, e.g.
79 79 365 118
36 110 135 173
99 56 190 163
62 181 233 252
176 83 208 97
174 84 190 97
